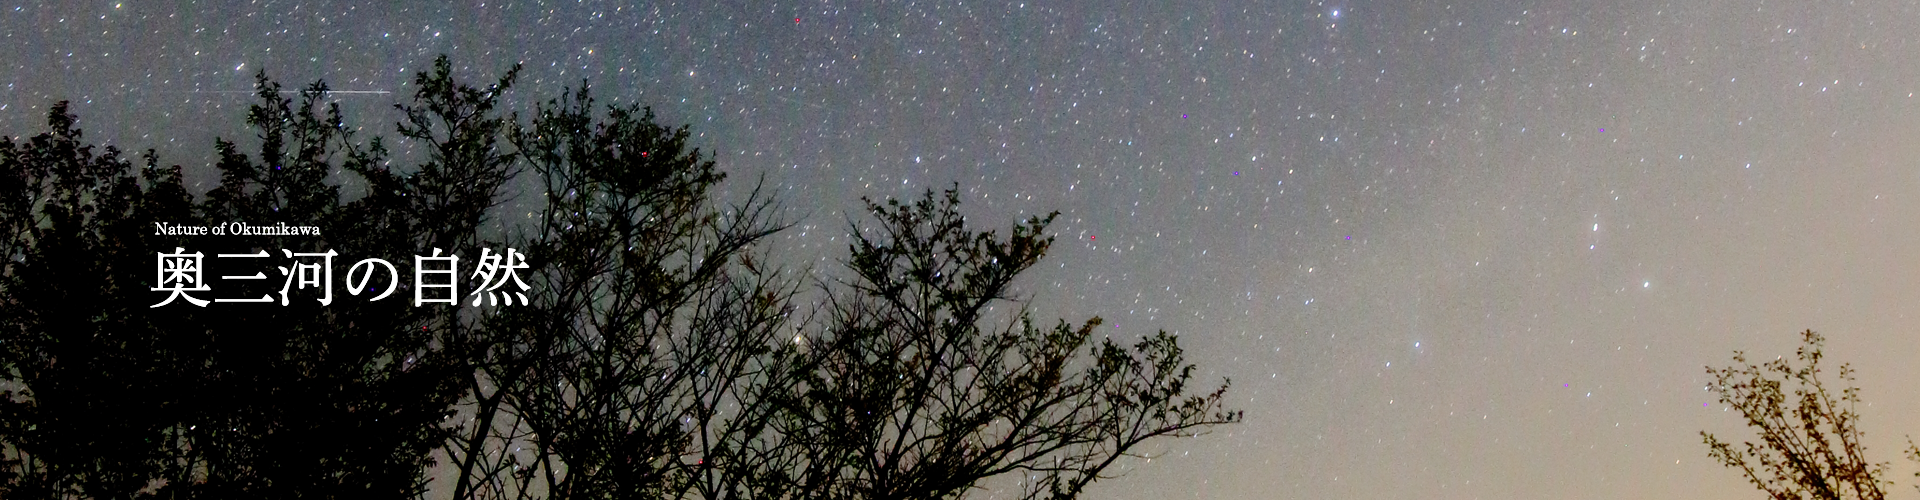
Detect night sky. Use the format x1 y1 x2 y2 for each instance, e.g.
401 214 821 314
8 1 1920 498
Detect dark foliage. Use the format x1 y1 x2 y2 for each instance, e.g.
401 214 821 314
0 68 473 497
0 56 1237 500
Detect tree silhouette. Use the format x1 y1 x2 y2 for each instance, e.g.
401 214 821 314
0 101 190 498
0 75 469 497
774 189 1242 500
442 82 796 499
0 56 1238 500
1701 329 1920 500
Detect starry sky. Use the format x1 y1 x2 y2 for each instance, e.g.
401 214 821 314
9 1 1920 498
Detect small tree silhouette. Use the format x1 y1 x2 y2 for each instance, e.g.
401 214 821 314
1700 329 1917 500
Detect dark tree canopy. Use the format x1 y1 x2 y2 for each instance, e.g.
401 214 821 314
0 55 1238 500
0 73 461 498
